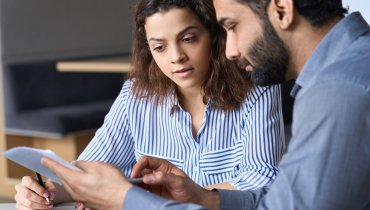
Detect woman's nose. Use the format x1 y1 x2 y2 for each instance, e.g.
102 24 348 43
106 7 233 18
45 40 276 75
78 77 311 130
170 45 187 64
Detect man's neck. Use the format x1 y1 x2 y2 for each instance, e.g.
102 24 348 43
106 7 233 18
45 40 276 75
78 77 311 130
286 16 343 79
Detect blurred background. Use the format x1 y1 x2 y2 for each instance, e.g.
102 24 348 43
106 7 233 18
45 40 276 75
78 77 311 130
343 0 370 22
0 0 135 202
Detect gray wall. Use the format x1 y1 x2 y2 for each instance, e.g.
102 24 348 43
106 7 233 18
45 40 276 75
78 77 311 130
0 0 136 64
1 0 369 65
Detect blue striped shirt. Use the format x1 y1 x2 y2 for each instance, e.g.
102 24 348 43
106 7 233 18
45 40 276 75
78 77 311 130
78 80 285 190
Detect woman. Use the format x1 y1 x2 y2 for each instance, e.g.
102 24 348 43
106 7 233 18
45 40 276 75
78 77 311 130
15 0 285 209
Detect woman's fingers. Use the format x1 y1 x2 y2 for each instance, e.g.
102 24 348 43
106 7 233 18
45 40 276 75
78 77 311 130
14 176 54 209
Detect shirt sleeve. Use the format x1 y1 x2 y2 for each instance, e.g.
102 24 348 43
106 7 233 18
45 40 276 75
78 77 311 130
230 85 285 190
78 81 136 177
220 81 370 209
225 81 370 210
267 81 370 210
124 187 208 210
218 188 266 210
122 81 369 210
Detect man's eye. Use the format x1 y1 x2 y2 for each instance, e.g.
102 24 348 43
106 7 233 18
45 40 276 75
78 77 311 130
227 24 236 31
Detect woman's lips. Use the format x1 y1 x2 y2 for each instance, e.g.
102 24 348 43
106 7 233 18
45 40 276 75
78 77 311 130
174 67 193 73
174 67 194 78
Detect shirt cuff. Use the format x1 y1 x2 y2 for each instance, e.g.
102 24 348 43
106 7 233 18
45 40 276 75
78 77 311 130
123 186 169 210
218 189 256 210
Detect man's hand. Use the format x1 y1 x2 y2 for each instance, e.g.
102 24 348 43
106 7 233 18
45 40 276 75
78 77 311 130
41 158 133 210
131 156 220 210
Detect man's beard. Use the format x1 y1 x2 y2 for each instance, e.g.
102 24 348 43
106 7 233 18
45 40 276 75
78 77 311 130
240 19 289 86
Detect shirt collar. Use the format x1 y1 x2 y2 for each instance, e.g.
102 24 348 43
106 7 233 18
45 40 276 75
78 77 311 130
166 90 180 114
167 91 212 115
291 12 369 98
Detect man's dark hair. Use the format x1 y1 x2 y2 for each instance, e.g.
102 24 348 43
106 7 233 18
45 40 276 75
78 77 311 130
294 0 348 26
237 0 348 27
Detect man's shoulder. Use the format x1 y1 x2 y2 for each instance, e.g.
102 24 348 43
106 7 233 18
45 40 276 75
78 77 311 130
295 47 370 112
315 43 370 93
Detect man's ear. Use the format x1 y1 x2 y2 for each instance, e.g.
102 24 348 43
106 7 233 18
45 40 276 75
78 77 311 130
268 0 294 30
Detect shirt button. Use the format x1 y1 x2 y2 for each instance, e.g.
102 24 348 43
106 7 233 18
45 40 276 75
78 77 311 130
234 164 240 171
193 167 198 172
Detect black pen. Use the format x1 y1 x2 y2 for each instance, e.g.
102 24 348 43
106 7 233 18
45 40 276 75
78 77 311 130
35 172 50 204
128 177 144 184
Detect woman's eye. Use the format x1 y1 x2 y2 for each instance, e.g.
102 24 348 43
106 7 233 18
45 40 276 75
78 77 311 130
183 36 195 43
153 45 165 52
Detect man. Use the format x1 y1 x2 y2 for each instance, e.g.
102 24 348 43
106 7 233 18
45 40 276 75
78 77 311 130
42 0 370 209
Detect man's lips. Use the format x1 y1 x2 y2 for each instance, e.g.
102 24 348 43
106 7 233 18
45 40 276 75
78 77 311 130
245 65 253 72
237 59 253 72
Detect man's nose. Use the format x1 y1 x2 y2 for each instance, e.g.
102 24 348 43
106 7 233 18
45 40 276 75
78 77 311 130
225 37 241 60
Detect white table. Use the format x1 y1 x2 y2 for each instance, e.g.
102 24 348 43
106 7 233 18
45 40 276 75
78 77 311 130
0 202 75 210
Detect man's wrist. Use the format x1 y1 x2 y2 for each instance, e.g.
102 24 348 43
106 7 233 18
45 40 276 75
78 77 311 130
118 183 133 209
198 189 220 210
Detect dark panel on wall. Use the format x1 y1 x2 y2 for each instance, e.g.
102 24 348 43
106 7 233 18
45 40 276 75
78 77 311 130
0 0 136 64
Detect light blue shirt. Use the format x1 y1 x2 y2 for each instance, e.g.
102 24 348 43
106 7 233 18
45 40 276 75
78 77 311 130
79 80 285 190
123 12 370 210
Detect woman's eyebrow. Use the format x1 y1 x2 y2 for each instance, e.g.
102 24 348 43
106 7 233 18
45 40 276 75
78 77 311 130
177 25 200 37
148 25 200 42
148 37 165 42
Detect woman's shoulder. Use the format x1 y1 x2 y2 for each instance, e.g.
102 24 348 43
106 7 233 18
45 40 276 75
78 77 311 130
120 79 172 107
243 84 281 105
119 79 138 98
122 79 134 91
114 79 142 106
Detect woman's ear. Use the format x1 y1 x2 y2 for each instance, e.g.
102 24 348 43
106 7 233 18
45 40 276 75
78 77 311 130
268 0 294 30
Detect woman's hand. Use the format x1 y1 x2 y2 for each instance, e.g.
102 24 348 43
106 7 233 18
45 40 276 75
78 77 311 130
15 176 56 210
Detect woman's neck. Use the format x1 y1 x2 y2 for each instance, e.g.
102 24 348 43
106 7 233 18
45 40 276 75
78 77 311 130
177 86 206 138
177 86 205 111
